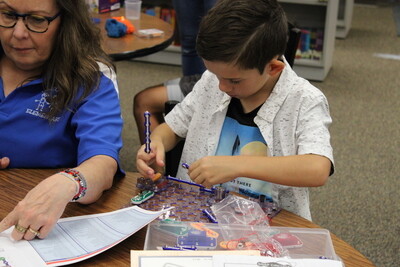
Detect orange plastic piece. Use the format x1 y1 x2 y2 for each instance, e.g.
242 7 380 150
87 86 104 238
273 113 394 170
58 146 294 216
219 239 254 250
152 172 162 182
190 222 219 238
112 16 135 33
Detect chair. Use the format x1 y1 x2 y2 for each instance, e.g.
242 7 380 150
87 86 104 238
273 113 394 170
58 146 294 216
165 24 301 177
285 24 302 68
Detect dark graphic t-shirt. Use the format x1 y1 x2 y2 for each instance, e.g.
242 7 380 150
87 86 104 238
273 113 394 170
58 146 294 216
215 98 273 201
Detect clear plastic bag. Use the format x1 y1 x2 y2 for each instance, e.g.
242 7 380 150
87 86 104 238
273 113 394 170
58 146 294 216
211 194 270 226
211 194 289 257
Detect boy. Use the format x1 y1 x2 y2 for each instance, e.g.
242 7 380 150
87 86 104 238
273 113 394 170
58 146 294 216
136 0 334 220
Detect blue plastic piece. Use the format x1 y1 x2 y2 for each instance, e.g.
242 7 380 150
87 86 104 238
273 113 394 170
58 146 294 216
177 229 217 249
105 18 127 38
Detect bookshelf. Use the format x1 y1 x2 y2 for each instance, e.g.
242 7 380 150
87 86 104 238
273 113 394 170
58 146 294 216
278 0 339 81
336 0 354 38
135 0 339 81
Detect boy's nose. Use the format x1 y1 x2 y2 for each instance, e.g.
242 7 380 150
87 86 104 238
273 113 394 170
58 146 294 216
219 80 233 93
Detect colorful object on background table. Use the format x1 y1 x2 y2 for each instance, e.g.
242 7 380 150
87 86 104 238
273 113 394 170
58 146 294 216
144 111 151 153
91 17 101 24
105 18 127 37
112 16 135 33
137 28 165 38
131 190 155 204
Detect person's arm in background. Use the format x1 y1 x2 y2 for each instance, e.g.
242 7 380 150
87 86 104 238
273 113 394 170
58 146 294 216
0 155 117 240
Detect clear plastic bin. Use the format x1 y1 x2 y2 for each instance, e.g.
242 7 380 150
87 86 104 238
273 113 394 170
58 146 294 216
144 221 340 260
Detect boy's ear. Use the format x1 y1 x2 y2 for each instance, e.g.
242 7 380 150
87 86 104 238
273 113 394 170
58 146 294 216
265 59 285 76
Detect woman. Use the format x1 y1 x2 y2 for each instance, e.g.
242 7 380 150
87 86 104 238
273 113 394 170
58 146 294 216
0 0 124 240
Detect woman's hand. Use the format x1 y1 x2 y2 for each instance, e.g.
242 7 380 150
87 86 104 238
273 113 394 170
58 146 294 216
0 157 10 169
0 173 76 240
0 155 117 241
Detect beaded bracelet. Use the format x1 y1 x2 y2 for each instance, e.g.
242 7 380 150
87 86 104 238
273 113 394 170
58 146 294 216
59 169 87 202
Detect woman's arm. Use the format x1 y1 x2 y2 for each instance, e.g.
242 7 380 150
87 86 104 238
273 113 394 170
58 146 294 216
0 155 117 240
72 155 116 204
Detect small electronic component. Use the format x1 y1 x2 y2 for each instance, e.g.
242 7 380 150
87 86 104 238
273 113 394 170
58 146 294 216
272 233 303 248
177 229 217 249
131 190 155 204
202 208 218 223
162 245 197 251
157 220 189 236
190 222 219 238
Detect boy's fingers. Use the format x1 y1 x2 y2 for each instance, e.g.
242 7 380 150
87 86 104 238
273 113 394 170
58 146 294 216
153 147 165 167
136 160 154 177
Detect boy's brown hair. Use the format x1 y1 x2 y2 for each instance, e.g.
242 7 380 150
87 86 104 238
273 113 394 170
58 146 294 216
196 0 288 74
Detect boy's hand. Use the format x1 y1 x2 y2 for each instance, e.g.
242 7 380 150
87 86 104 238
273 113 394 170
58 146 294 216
136 141 165 179
187 156 238 188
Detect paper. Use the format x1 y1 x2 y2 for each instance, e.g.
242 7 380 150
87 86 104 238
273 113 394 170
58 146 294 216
131 250 260 267
212 255 343 267
0 235 46 267
0 206 171 266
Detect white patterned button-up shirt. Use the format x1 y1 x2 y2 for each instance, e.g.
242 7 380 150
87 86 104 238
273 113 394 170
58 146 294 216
164 61 334 220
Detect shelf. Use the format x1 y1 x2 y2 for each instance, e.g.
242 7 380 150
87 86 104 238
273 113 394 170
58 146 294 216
278 0 329 6
279 0 339 81
295 58 323 67
137 0 339 81
336 0 354 38
133 45 181 65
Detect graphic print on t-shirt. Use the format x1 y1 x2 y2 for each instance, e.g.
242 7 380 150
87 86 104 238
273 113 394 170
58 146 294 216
215 99 273 201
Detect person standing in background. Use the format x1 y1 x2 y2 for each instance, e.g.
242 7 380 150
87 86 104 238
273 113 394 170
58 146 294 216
134 0 217 143
172 0 217 75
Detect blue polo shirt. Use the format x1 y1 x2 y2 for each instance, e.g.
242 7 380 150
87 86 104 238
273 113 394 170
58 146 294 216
0 71 124 171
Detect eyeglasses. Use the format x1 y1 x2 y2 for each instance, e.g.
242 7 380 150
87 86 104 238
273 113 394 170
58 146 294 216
0 9 61 33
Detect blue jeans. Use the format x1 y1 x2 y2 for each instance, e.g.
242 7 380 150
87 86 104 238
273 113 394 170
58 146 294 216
172 0 217 76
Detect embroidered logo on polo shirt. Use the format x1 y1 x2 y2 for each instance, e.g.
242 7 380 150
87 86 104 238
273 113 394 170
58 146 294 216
26 92 60 122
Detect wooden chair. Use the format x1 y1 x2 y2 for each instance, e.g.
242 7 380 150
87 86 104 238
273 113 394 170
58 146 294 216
165 24 301 177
